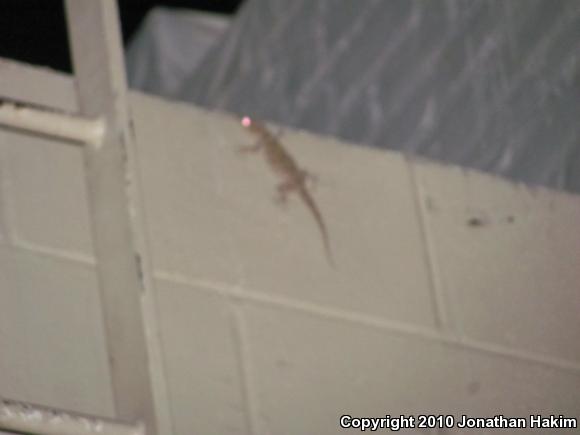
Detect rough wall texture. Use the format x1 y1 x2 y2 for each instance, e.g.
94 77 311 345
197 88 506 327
0 87 579 434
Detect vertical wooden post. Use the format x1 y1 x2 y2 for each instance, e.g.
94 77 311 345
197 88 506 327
64 1 171 433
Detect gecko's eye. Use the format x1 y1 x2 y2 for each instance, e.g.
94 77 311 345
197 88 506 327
241 116 252 127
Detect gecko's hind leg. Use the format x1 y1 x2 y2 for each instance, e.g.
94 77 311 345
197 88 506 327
274 179 298 206
300 170 318 190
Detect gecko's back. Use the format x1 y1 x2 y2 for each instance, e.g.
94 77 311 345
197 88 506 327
241 117 301 181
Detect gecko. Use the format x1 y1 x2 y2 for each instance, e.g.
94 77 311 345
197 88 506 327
239 115 334 267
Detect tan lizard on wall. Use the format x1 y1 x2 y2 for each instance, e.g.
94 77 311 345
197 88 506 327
239 116 334 267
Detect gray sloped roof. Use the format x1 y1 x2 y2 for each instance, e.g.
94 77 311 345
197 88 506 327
134 0 580 193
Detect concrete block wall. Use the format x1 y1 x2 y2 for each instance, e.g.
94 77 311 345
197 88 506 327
1 87 579 434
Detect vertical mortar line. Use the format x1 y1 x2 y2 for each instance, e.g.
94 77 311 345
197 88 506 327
406 156 450 332
126 117 176 435
230 299 260 435
65 1 172 433
122 66 175 435
0 138 25 248
0 151 13 246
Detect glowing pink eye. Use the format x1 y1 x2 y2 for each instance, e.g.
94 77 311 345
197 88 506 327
241 116 252 127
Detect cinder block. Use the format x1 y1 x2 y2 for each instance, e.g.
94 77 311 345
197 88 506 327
0 129 93 260
133 95 437 329
0 246 112 416
133 96 239 285
415 161 580 364
155 278 250 435
242 303 580 435
0 157 7 245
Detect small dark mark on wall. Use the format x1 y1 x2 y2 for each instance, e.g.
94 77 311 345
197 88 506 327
467 213 515 227
467 217 486 227
129 117 137 142
425 196 437 212
465 207 490 228
467 380 481 395
135 253 144 286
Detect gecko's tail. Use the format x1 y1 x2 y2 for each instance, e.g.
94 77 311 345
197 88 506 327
298 187 335 268
319 223 335 269
323 239 336 269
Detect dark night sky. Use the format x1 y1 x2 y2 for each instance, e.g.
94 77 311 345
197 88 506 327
0 0 243 72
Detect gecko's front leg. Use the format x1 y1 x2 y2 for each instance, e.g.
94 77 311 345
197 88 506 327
237 141 263 154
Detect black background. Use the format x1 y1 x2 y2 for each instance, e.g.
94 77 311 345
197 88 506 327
0 0 243 72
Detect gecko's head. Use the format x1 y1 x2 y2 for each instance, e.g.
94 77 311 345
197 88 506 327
241 116 252 128
240 115 261 133
240 116 264 135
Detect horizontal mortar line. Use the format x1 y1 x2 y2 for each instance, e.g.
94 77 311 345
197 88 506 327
4 247 578 375
155 269 580 375
446 335 580 374
11 237 95 267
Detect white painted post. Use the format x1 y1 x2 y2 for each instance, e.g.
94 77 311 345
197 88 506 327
0 398 145 435
64 1 172 433
0 101 104 146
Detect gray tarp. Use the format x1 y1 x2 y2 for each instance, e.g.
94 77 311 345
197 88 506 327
127 1 580 194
